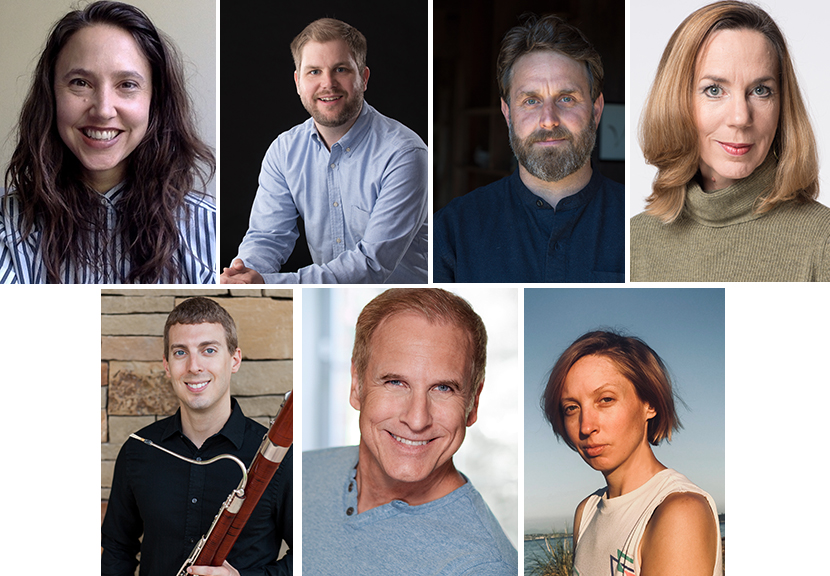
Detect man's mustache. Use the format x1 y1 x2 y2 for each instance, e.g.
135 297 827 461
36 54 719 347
526 126 573 144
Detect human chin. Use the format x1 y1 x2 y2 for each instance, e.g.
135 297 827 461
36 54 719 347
370 428 457 484
59 124 145 188
306 91 363 128
699 141 770 188
510 119 595 182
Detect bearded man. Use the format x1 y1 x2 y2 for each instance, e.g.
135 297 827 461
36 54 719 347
222 18 427 284
433 14 624 283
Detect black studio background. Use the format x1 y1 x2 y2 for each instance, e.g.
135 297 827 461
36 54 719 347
219 1 428 271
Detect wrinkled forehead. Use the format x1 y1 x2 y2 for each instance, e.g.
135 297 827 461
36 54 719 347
509 49 592 97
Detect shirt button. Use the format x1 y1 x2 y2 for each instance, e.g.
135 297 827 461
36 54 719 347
336 238 342 244
348 482 354 492
333 202 339 207
346 507 354 516
196 457 202 462
536 199 544 208
330 163 336 169
191 498 198 504
346 147 351 152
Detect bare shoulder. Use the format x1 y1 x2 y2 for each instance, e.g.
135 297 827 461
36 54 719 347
640 492 718 576
572 495 593 547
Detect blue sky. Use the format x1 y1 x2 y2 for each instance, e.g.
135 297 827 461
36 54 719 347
524 288 725 533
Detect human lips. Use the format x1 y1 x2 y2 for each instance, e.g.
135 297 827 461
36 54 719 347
316 93 344 103
185 379 210 392
80 127 123 144
717 141 753 156
581 443 607 458
388 431 432 447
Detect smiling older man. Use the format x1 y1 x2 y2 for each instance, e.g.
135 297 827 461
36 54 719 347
302 288 517 576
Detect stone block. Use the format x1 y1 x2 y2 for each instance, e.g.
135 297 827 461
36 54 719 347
102 362 108 386
102 289 227 297
102 409 107 442
228 288 263 297
102 386 108 409
263 289 293 299
102 460 115 489
234 360 292 396
236 395 285 418
108 362 177 416
102 336 163 361
102 313 167 336
205 297 293 360
101 295 176 314
107 415 156 446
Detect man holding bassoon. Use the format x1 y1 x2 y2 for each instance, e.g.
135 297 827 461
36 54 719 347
102 297 293 576
302 288 518 575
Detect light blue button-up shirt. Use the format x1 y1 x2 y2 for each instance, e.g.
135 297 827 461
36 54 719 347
235 102 428 283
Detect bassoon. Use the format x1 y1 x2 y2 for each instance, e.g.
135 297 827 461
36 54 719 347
129 390 293 575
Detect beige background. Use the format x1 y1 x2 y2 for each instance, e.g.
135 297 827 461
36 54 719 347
0 0 216 196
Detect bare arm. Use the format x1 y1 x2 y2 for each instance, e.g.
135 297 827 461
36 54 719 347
639 492 719 576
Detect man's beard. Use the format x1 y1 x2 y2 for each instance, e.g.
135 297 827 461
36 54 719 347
508 115 596 182
302 89 364 128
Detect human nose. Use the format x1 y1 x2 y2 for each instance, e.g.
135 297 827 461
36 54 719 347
579 407 598 438
319 70 338 89
540 100 560 129
187 355 204 374
400 390 432 431
90 86 117 120
727 95 752 127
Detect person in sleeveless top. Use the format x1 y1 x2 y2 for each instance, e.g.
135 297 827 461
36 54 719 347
541 331 723 576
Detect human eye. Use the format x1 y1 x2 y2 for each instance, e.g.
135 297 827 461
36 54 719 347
171 349 186 358
702 84 723 98
751 84 773 98
598 396 616 407
561 403 578 417
204 347 217 355
433 383 454 393
559 95 575 104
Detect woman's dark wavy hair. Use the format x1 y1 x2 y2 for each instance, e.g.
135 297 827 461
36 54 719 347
4 0 215 283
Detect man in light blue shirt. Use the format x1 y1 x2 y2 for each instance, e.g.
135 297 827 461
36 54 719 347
221 18 427 284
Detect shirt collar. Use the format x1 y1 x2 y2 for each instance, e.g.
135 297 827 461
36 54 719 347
161 397 247 450
512 164 604 210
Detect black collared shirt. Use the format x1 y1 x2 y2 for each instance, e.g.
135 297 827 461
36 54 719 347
102 399 292 576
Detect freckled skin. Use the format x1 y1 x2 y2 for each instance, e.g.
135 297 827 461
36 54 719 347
694 29 780 191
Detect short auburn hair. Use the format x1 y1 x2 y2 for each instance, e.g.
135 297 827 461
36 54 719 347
163 297 238 360
497 13 603 104
351 289 487 408
541 330 681 450
640 0 818 223
290 18 367 72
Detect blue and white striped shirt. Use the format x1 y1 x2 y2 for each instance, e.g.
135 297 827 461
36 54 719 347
0 185 216 284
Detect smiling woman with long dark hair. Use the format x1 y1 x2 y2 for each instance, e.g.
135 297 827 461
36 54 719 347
1 1 215 284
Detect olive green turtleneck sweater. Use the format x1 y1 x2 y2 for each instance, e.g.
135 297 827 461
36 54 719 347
630 158 830 282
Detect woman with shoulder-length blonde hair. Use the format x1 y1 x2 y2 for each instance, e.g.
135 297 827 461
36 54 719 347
1 1 215 284
542 330 723 576
630 0 830 282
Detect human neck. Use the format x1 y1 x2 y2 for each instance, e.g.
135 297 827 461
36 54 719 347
354 443 466 513
602 445 666 499
315 110 361 150
180 397 232 449
84 166 124 194
518 161 593 208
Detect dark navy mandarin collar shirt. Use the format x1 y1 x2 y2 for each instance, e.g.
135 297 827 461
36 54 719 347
102 399 293 576
433 167 624 283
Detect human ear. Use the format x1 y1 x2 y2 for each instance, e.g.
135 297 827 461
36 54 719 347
349 362 362 411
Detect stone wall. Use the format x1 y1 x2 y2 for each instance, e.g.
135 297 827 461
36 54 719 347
101 288 293 525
